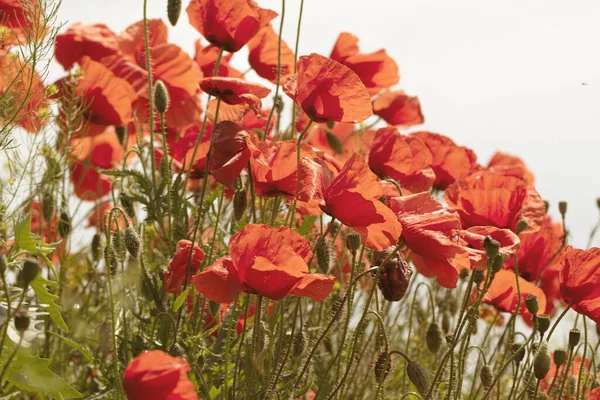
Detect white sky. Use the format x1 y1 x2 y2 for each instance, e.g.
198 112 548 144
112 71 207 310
49 0 600 248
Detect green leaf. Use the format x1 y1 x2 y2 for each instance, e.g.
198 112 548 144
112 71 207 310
29 275 68 332
297 216 317 236
172 287 191 312
14 215 60 256
49 332 94 364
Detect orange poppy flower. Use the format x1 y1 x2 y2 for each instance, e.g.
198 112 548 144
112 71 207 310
372 91 424 127
193 224 335 302
239 108 277 138
247 24 295 84
208 121 254 185
444 173 546 234
296 153 402 250
164 240 206 294
118 19 168 56
368 127 435 194
330 32 399 96
194 40 242 78
283 53 373 123
559 246 600 323
201 77 271 114
486 151 535 184
186 0 277 53
460 226 520 270
0 0 45 46
388 192 470 288
411 131 478 189
483 269 546 318
122 350 198 400
54 23 120 70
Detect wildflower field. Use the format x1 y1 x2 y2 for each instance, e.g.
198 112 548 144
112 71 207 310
0 0 599 399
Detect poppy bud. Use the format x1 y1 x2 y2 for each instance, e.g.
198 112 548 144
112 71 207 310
325 131 343 154
406 361 430 395
426 323 443 353
537 314 550 335
473 270 485 285
554 349 567 366
154 80 170 113
512 343 526 363
442 314 451 334
292 330 306 358
120 195 136 219
316 238 331 274
525 294 539 316
346 232 361 252
42 191 54 222
273 95 284 113
376 253 413 302
491 254 503 273
167 0 182 26
105 244 119 274
58 210 71 237
569 328 580 348
21 259 40 287
374 352 392 383
484 236 500 260
459 268 470 280
233 190 247 221
533 342 551 380
480 364 493 389
0 254 7 275
115 125 128 147
14 310 30 333
515 219 528 235
91 233 102 262
124 225 141 259
558 201 567 216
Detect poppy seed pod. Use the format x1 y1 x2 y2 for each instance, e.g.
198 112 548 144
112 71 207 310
292 330 306 358
374 352 392 383
569 328 581 348
346 232 361 252
533 342 551 380
553 349 567 366
154 80 170 113
515 219 528 235
316 238 331 274
233 190 247 221
58 210 71 238
167 0 181 26
558 201 567 216
511 343 526 363
537 314 550 335
426 323 443 353
406 361 430 395
480 364 493 389
14 310 30 333
124 225 141 259
483 236 501 260
525 294 539 316
491 254 503 273
21 259 40 287
375 252 413 302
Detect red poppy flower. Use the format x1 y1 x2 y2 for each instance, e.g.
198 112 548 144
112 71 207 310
247 24 295 84
330 32 399 96
368 127 435 194
186 0 277 53
411 131 478 189
193 224 335 302
483 269 546 318
372 91 424 127
540 354 596 394
164 240 206 294
194 40 242 78
118 19 168 57
208 121 254 185
444 172 546 234
559 246 600 323
297 153 402 250
283 53 373 123
54 23 119 70
122 350 198 400
388 192 471 288
201 77 271 115
486 151 535 184
0 0 45 46
460 226 520 270
163 121 214 178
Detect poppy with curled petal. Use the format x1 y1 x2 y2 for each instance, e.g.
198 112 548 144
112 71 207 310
486 151 535 184
208 121 254 185
444 173 546 234
372 91 424 127
247 24 295 84
411 131 478 189
283 53 373 124
122 350 198 400
164 240 205 294
368 127 435 194
186 0 277 53
193 224 335 302
330 32 399 96
201 77 271 114
194 40 242 78
388 192 471 288
483 269 546 319
296 153 402 250
559 246 600 323
54 23 120 70
460 226 520 270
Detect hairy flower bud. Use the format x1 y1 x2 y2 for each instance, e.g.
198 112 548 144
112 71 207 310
406 361 430 395
233 190 247 221
516 219 528 235
491 254 503 273
316 238 331 274
533 342 551 380
58 210 71 238
558 201 567 216
154 80 170 113
346 232 361 252
124 225 141 259
525 294 539 316
480 364 493 389
292 330 306 358
537 314 550 335
569 328 581 349
120 194 136 219
167 0 182 26
374 352 392 383
426 323 443 353
484 236 500 260
105 244 119 274
14 310 30 333
375 252 412 302
553 349 567 366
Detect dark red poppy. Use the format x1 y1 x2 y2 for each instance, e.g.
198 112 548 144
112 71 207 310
283 53 373 123
444 172 546 234
296 153 402 250
330 32 399 96
486 151 535 184
483 269 546 318
193 224 335 302
201 77 271 115
122 350 198 400
559 246 600 323
247 24 295 84
164 240 206 294
209 121 254 185
368 127 435 194
411 131 478 189
460 226 520 270
54 23 120 70
372 91 424 127
186 0 277 53
194 40 242 78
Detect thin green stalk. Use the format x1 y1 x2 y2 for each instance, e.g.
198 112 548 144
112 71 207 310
556 347 574 400
576 316 588 399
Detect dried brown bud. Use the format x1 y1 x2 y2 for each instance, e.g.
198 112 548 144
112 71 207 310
316 238 331 274
473 270 485 285
426 323 443 353
374 352 392 383
480 364 494 389
292 330 306 358
406 361 431 395
233 190 247 221
124 225 140 259
375 252 413 302
533 342 551 380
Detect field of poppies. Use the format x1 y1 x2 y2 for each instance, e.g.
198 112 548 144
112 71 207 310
0 0 599 399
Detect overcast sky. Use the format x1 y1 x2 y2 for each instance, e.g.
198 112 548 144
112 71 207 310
49 0 600 248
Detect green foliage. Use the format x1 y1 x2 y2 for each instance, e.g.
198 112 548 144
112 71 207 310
29 274 68 332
